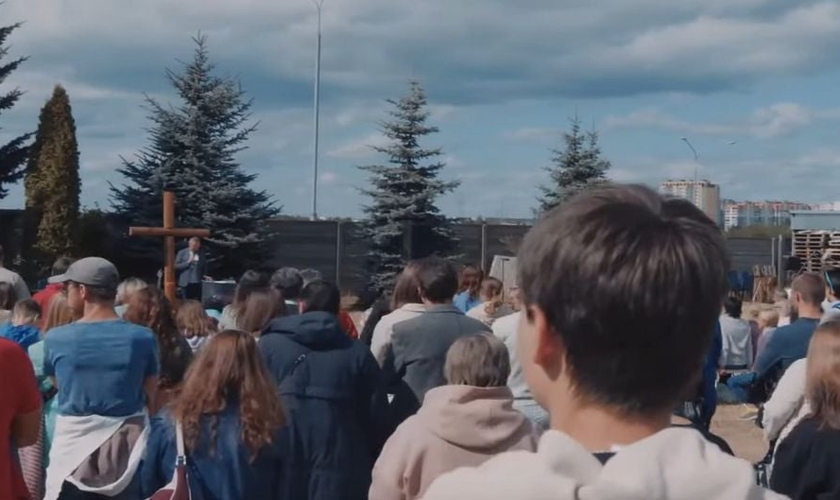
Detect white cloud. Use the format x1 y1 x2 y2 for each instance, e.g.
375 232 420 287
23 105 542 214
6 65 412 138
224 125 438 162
319 171 339 183
604 102 836 139
327 132 389 159
506 127 559 143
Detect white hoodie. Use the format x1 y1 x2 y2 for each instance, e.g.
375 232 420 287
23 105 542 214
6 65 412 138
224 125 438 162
421 428 787 500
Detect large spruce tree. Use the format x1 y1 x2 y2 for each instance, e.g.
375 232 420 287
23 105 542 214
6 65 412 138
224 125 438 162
25 85 81 262
538 114 611 212
0 21 32 200
359 80 459 291
110 35 278 275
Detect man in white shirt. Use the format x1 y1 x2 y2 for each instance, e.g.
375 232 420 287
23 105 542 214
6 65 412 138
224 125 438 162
0 244 30 300
175 237 207 300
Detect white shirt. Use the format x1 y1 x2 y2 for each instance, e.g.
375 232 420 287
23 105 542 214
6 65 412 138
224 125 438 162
0 266 31 300
719 315 753 370
370 304 426 366
763 358 809 446
492 312 533 401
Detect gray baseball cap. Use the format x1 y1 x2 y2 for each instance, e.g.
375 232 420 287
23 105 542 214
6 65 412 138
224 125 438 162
48 257 120 289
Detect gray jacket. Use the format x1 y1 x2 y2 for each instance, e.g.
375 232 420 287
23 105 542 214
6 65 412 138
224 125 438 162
385 305 491 415
175 248 206 287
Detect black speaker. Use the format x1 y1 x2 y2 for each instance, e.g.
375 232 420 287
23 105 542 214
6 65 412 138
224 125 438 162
785 256 802 272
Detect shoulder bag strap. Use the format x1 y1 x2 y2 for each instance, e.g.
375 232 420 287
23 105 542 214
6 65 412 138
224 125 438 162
175 419 186 465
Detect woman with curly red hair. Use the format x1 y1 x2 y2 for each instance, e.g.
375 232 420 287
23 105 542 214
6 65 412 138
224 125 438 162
139 330 287 500
123 286 193 413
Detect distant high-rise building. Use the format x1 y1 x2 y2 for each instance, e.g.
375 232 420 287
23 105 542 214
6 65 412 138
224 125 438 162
722 200 812 231
659 179 721 225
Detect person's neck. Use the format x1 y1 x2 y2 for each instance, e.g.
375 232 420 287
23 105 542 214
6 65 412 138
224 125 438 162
797 306 822 320
550 401 670 452
81 303 119 322
422 300 452 307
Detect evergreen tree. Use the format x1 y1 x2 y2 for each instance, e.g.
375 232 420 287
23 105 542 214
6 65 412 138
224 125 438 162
24 85 81 262
0 21 32 200
110 35 278 276
538 114 611 212
359 80 459 291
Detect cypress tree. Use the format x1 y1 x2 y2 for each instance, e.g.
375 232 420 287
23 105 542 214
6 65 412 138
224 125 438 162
110 35 279 276
538 114 611 212
0 21 32 200
24 85 81 261
359 80 459 291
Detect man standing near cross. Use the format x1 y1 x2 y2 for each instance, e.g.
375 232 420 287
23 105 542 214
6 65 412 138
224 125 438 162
176 237 208 301
129 191 210 303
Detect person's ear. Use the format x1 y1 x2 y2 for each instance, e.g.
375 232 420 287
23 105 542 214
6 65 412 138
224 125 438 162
528 305 565 376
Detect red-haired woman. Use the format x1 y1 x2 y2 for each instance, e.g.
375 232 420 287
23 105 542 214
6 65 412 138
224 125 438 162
139 330 286 500
123 286 193 413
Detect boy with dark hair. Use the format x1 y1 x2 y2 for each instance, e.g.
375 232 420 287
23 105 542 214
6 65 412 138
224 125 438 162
260 281 386 500
423 184 783 499
299 279 341 315
384 257 490 421
271 267 304 316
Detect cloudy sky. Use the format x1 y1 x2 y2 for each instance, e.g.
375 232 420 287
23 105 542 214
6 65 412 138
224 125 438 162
2 0 840 218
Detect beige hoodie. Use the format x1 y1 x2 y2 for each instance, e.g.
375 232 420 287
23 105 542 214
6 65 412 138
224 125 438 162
369 385 537 500
422 427 788 500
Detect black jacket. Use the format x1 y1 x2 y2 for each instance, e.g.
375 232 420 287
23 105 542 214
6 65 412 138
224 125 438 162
259 312 387 500
771 417 840 500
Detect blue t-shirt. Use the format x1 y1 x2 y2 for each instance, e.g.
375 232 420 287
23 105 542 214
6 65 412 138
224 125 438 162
753 317 819 378
453 291 481 313
44 319 159 417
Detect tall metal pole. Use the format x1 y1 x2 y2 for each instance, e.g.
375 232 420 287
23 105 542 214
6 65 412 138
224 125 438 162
310 0 323 221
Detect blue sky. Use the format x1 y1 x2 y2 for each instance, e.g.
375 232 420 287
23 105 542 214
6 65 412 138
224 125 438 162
2 0 840 218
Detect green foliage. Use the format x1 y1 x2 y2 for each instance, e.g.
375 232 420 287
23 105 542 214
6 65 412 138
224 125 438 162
538 114 611 212
109 35 279 277
358 80 459 291
24 85 81 264
726 224 790 239
0 20 32 200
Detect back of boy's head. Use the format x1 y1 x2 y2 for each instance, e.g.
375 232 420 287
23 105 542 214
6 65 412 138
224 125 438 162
13 299 41 324
723 296 742 319
518 184 730 416
415 257 458 304
300 280 341 316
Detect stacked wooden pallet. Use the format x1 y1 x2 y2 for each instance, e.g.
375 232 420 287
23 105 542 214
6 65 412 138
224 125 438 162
793 230 829 272
823 231 840 270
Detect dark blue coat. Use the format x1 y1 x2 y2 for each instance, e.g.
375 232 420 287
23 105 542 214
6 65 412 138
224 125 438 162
259 312 387 500
139 406 285 500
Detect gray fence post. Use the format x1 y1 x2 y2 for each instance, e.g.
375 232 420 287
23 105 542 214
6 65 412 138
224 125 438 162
335 221 343 289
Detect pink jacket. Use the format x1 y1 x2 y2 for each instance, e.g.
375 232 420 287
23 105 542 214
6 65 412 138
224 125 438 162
369 385 536 500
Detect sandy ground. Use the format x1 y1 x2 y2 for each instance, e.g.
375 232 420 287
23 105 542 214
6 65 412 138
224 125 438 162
712 405 768 462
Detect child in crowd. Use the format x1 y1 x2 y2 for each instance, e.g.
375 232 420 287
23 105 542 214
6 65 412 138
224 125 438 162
466 278 514 327
370 333 536 500
176 299 215 353
754 308 780 366
0 299 41 350
453 265 483 313
422 184 783 499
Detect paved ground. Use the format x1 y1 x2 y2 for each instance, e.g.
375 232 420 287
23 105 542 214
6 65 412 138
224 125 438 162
713 404 767 462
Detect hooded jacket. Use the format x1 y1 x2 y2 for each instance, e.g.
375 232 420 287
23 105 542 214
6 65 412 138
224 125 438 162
422 428 787 500
369 385 536 500
259 312 388 500
0 323 41 350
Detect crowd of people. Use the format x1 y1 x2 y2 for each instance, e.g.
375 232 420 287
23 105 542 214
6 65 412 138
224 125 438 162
3 184 840 499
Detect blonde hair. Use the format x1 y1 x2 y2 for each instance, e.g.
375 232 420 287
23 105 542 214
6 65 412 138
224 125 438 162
176 300 212 339
44 294 79 332
116 277 148 306
757 309 779 330
444 333 510 387
806 321 840 430
479 277 505 316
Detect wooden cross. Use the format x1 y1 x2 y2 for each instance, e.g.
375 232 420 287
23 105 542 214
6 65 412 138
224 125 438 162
129 191 210 303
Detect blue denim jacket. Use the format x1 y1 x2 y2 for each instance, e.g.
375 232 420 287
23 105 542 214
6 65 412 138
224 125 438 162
139 405 285 500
